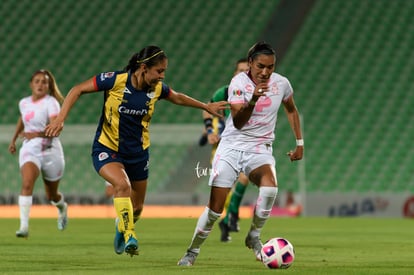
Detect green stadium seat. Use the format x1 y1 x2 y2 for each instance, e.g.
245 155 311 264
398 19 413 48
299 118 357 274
277 0 414 193
3 0 413 201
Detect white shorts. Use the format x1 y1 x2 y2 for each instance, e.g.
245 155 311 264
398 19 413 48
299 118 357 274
208 144 276 188
19 138 65 181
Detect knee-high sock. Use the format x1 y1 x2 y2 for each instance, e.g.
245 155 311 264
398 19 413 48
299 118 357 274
18 195 32 231
188 207 221 254
114 197 135 237
249 186 278 238
223 181 247 223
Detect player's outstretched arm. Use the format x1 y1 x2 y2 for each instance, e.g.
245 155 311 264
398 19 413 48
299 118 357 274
166 89 228 118
45 77 97 137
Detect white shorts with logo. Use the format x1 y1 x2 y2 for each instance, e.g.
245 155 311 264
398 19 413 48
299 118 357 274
208 143 276 188
19 138 65 181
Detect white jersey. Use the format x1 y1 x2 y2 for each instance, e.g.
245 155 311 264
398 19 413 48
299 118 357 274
18 95 65 180
19 94 60 133
220 72 293 153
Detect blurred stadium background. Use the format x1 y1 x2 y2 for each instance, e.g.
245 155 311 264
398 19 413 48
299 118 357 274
1 0 413 216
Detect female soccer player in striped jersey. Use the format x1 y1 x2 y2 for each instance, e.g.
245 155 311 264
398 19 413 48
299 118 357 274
44 45 227 257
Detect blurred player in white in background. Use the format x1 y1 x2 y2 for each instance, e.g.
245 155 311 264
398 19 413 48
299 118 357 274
8 69 68 238
178 41 304 266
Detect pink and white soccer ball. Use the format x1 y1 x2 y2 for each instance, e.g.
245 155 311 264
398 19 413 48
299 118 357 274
261 237 295 269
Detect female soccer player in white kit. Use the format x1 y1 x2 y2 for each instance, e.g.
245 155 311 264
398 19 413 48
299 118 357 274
8 69 68 238
178 42 304 266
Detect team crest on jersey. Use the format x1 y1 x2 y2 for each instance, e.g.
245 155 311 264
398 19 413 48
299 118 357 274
245 84 254 93
98 152 109 161
104 72 115 78
100 72 115 81
233 89 243 96
146 91 155 99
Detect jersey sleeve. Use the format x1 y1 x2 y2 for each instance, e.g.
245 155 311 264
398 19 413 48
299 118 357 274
94 71 118 91
18 98 24 115
159 83 171 99
47 96 61 117
227 76 247 105
282 77 294 101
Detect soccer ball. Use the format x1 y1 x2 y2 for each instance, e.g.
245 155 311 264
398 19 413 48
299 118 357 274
261 237 295 269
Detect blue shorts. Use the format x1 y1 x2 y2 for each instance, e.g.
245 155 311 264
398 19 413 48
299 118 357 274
91 143 149 181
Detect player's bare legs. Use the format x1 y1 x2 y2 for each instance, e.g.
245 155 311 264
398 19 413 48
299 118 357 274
130 179 147 224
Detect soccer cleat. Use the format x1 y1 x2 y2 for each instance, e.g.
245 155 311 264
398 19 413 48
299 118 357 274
16 229 29 238
177 250 198 266
245 234 263 261
124 233 139 257
57 202 68 231
228 212 240 232
114 220 125 255
219 220 231 242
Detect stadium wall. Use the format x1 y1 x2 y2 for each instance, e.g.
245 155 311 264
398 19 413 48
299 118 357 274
306 192 414 218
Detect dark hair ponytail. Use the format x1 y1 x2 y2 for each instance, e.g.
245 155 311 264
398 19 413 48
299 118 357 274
124 45 167 72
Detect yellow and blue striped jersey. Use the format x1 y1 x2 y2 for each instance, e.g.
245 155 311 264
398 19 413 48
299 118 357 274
92 71 170 155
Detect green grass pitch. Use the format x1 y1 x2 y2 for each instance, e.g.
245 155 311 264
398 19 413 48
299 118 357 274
0 217 413 274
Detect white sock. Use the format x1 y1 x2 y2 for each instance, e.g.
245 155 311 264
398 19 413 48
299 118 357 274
18 195 32 231
188 207 221 254
50 193 65 210
249 186 278 238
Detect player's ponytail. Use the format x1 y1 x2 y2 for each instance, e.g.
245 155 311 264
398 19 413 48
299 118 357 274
124 53 139 72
